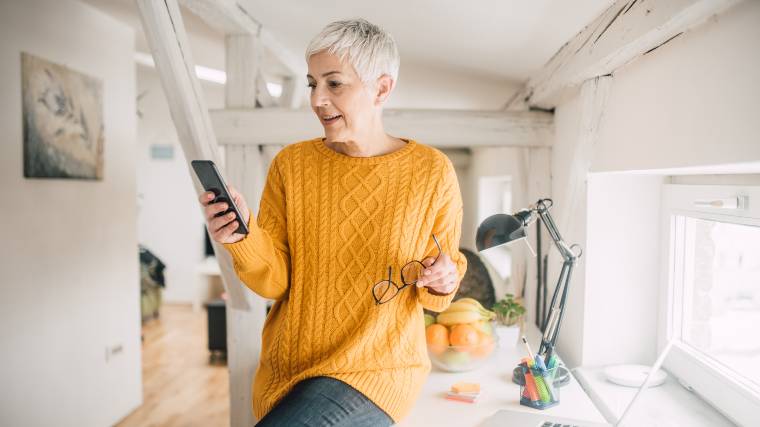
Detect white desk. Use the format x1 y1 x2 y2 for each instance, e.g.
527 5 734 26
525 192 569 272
398 325 607 426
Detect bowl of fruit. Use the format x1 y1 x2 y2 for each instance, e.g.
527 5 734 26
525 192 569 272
424 298 499 372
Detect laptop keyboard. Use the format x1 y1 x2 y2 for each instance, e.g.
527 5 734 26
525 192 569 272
541 422 578 427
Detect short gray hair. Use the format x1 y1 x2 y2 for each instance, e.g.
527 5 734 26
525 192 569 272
305 18 400 85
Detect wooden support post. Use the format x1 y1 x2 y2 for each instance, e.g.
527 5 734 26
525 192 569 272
224 145 266 427
223 32 268 426
225 34 261 108
136 2 263 426
559 76 613 231
255 74 278 108
134 0 250 312
279 75 303 109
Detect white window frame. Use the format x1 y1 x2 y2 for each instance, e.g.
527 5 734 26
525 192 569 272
658 183 760 426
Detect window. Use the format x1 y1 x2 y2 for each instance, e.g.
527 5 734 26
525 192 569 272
660 183 760 425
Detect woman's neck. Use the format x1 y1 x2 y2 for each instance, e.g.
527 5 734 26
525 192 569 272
324 122 404 158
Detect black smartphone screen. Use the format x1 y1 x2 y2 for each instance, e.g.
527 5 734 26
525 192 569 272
191 160 249 235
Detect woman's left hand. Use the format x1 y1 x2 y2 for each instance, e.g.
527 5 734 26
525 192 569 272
416 253 458 296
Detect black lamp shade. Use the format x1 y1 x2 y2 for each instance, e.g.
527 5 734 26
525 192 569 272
476 213 527 252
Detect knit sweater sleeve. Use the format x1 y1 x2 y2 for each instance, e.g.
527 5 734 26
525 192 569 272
416 156 468 312
222 155 290 301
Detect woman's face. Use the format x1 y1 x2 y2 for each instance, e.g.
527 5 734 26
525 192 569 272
307 51 386 143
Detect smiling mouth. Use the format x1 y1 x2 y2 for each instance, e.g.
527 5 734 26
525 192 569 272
322 114 342 124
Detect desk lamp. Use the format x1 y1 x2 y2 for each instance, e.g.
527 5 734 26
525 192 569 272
476 199 582 384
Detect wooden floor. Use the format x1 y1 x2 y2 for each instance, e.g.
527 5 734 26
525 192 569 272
116 304 230 427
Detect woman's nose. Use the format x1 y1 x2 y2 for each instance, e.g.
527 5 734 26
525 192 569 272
310 86 330 108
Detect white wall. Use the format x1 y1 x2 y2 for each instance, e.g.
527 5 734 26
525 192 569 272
550 0 760 368
591 3 760 174
0 0 141 425
584 173 665 366
387 62 520 110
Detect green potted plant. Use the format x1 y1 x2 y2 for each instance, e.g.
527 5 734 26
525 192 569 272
491 294 526 347
493 293 526 326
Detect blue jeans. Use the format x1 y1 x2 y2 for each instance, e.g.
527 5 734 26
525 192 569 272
255 376 395 426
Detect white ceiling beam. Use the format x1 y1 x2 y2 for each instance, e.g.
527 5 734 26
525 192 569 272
507 0 740 110
210 108 554 148
180 0 306 80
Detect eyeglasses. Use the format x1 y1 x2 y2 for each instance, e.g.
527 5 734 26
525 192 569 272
372 234 442 305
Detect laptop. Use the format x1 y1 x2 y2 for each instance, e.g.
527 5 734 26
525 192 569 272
481 341 674 427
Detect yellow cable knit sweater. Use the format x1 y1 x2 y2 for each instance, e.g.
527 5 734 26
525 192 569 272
223 137 467 423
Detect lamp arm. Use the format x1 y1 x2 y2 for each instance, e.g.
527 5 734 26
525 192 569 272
534 202 577 261
531 198 581 356
538 260 569 355
549 261 576 353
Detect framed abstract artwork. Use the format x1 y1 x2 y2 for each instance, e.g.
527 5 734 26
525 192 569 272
21 52 104 180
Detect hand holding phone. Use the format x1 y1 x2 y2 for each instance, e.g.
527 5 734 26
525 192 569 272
192 160 251 244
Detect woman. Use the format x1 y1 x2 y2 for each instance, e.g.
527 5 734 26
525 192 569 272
200 19 467 426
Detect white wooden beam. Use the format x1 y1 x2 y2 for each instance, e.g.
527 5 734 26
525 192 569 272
180 0 305 82
508 0 739 110
210 108 554 148
551 75 613 368
224 145 266 427
222 29 268 427
559 76 613 231
255 74 278 108
137 2 263 426
135 0 253 311
278 75 303 109
224 34 261 108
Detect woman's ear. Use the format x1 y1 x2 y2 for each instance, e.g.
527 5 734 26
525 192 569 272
374 74 395 106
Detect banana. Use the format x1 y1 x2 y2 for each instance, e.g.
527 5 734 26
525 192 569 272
471 319 494 336
443 301 483 313
436 310 482 326
444 299 496 320
454 297 484 309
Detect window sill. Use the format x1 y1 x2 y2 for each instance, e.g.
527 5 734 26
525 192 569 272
573 366 735 426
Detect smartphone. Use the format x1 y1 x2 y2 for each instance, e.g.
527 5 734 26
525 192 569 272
191 160 249 235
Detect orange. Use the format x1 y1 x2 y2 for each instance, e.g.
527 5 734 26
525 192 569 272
478 330 494 344
470 331 495 358
449 324 480 351
426 324 449 355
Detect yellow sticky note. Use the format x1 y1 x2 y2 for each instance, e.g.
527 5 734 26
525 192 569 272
451 382 480 394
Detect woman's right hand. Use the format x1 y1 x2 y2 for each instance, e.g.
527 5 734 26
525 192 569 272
199 186 251 244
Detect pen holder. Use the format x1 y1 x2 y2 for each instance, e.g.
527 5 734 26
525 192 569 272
519 365 559 410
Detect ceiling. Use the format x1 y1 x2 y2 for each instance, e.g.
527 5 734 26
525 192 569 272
86 0 613 85
237 0 614 82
